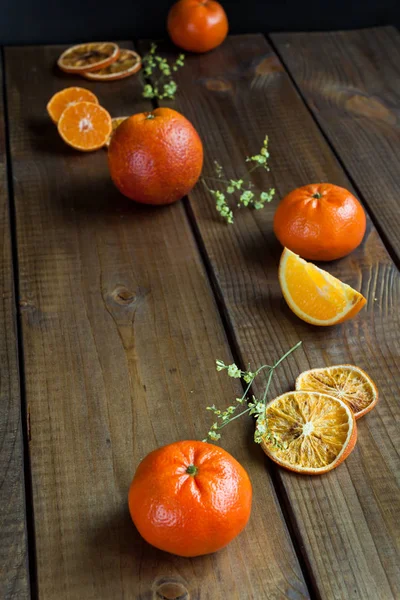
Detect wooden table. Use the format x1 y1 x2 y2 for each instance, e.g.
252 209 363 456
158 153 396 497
1 27 399 600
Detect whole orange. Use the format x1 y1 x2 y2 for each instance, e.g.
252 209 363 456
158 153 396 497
128 440 252 557
108 108 203 205
167 0 228 53
273 183 366 261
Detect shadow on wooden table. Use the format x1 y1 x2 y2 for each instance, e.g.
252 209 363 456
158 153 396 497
28 117 70 154
80 507 201 599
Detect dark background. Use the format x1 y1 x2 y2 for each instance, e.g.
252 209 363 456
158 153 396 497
1 0 399 45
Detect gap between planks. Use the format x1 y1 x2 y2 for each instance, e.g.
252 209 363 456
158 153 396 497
0 46 37 599
266 29 400 272
139 38 320 600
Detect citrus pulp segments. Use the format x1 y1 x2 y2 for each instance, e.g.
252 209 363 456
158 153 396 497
279 248 367 325
57 101 112 151
82 49 141 81
57 42 120 73
296 364 378 419
261 391 357 474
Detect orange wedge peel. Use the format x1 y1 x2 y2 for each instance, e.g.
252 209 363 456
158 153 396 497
279 247 366 325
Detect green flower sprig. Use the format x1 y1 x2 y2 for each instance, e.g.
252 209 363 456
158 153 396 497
203 341 302 446
141 43 185 100
202 135 275 224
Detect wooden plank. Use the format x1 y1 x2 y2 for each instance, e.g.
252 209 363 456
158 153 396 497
151 34 400 599
4 42 309 599
271 26 400 263
0 53 30 598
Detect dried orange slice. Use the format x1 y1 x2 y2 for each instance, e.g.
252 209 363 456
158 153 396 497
82 49 141 81
57 42 120 74
57 101 112 151
279 248 366 326
261 391 357 474
46 87 99 124
296 365 378 419
105 117 129 148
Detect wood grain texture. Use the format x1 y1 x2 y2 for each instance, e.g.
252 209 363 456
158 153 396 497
154 34 400 599
271 26 400 263
4 43 308 599
0 55 30 598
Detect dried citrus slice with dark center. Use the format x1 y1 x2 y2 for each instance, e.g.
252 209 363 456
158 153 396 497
105 117 129 148
57 42 120 74
47 87 99 123
296 365 378 419
83 49 141 81
261 391 357 474
57 101 112 151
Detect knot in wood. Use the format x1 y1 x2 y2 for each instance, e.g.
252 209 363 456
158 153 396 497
111 286 136 306
205 78 232 92
256 56 283 75
19 299 35 311
345 94 396 125
153 579 189 600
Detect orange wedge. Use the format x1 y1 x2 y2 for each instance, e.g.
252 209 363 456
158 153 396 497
82 49 141 81
46 87 99 124
57 101 112 151
279 248 366 325
105 116 129 148
261 391 357 474
296 365 378 419
57 42 120 74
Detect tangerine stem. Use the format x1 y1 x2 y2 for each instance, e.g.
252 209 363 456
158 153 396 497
186 464 198 476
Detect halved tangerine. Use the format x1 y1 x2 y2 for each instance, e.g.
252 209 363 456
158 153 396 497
47 87 99 124
57 42 120 74
261 391 357 474
83 49 141 81
57 101 112 151
105 117 129 148
296 365 378 419
279 247 367 326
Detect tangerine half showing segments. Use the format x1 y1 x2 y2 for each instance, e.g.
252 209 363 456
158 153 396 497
108 108 203 205
57 102 112 151
274 183 366 261
47 87 99 124
261 391 357 474
128 440 252 557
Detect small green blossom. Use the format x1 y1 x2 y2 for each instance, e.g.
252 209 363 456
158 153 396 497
141 44 184 101
239 190 254 206
202 342 302 445
208 431 221 441
202 134 275 223
227 363 242 378
242 374 252 384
